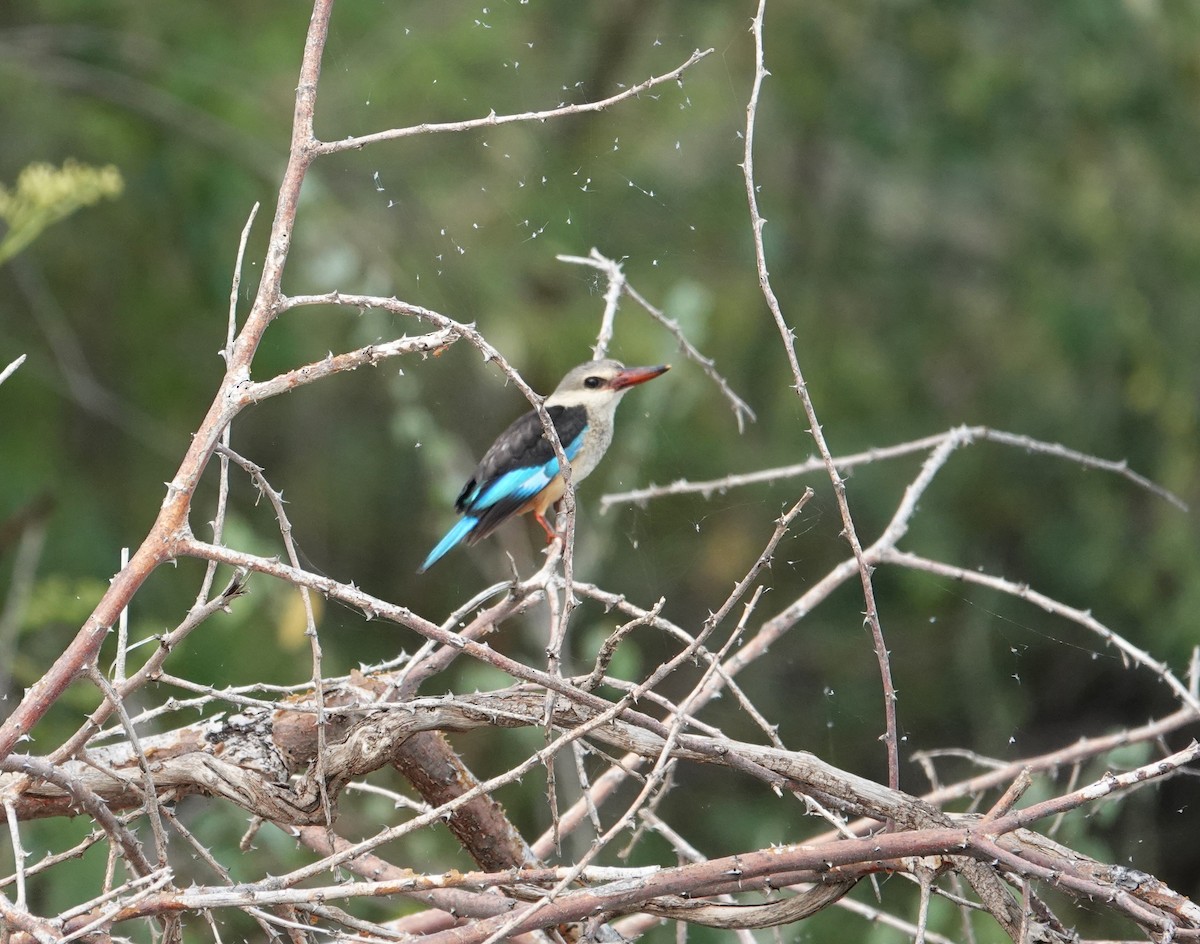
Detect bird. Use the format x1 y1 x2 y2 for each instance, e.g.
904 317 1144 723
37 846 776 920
418 359 670 572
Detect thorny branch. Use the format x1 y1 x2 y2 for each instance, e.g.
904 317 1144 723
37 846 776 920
559 247 757 432
741 0 900 792
2 685 1197 935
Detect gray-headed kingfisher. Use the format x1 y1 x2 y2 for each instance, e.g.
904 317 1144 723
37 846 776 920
418 359 669 572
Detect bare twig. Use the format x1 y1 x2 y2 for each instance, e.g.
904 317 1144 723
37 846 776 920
3 799 27 909
0 0 339 759
48 573 247 766
0 354 26 387
879 548 1200 716
84 666 170 866
313 48 714 154
741 0 898 790
0 754 154 878
559 249 756 431
602 424 1185 511
621 280 757 432
557 248 625 360
3 3 1194 942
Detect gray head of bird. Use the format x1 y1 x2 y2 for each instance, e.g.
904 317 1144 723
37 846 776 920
545 359 671 410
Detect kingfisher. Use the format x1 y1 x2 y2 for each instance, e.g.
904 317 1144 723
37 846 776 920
418 359 670 572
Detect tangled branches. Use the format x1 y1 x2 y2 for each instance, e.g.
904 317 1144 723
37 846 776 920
1 2 1196 942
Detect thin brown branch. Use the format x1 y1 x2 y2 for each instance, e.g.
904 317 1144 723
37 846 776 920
621 280 757 432
0 754 154 878
601 424 1185 511
742 0 899 791
312 48 714 154
245 327 459 401
0 0 336 760
917 705 1199 808
879 548 1200 715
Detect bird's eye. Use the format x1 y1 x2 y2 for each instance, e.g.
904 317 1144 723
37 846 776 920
584 376 604 389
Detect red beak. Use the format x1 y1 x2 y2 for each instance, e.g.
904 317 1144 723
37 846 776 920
610 364 670 390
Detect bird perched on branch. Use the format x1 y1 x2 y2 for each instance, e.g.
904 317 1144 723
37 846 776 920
418 359 670 572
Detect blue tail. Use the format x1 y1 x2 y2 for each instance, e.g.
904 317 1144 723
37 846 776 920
418 516 478 573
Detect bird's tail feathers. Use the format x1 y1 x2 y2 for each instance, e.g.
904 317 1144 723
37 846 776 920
417 516 478 573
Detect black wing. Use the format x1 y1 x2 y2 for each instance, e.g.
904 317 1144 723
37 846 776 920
453 404 588 538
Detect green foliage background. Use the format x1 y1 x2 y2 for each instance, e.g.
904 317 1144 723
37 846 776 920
1 1 1198 938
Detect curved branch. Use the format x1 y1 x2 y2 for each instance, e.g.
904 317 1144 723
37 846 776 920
313 48 714 154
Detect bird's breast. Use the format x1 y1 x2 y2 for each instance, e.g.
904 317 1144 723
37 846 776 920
569 422 614 483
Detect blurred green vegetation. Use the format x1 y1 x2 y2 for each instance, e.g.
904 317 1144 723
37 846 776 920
0 159 122 264
1 1 1197 939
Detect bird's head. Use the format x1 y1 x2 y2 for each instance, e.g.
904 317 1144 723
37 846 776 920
547 359 670 408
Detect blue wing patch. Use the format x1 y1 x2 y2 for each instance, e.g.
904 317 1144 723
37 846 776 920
420 424 588 572
471 431 585 511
